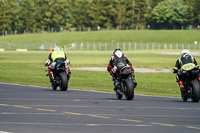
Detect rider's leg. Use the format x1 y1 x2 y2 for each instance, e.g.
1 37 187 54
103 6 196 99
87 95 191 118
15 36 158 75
48 67 55 81
131 72 137 88
111 75 119 91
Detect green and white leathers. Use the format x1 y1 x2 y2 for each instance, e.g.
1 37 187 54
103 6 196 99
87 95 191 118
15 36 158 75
173 51 197 73
51 50 65 62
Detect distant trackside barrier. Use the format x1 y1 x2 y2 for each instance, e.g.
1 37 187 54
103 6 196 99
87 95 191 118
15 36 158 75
0 42 199 51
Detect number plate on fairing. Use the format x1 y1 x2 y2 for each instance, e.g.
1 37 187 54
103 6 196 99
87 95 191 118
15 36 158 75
181 63 195 71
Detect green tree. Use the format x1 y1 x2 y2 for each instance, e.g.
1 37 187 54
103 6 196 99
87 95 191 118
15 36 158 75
113 0 128 29
152 0 190 29
0 0 19 34
145 0 165 29
34 0 70 31
88 0 117 29
112 0 135 29
146 0 164 8
48 0 69 31
34 0 49 31
185 0 200 27
69 0 91 29
133 0 147 29
18 0 36 32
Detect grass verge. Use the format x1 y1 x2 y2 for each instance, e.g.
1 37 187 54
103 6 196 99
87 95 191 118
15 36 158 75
0 50 186 97
0 30 200 49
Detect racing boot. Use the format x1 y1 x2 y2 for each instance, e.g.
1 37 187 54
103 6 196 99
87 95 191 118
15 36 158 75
132 79 137 88
49 71 56 83
131 73 137 88
112 77 119 91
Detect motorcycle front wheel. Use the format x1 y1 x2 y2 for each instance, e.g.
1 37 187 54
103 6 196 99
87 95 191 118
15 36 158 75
124 79 134 100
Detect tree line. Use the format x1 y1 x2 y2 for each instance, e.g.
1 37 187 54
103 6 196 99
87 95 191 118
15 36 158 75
0 0 200 35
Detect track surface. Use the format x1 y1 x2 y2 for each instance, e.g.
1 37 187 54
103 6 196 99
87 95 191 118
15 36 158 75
0 83 200 133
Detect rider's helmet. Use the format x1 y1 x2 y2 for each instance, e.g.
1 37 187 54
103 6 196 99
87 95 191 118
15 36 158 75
113 49 122 58
181 49 190 55
53 46 60 51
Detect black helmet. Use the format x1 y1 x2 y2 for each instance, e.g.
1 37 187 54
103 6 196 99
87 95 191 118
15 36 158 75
113 48 121 54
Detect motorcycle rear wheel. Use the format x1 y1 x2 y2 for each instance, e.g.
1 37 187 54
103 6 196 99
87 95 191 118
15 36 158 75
59 72 68 91
190 80 200 102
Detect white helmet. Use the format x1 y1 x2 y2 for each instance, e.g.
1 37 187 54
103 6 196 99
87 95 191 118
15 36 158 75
181 49 190 55
53 46 60 51
115 50 122 58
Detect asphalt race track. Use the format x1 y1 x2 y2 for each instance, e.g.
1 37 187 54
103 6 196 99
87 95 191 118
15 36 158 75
0 83 200 133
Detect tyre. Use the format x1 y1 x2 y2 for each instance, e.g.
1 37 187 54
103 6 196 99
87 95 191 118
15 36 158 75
51 82 57 90
49 73 57 90
190 79 200 102
124 79 134 100
59 72 68 91
116 91 123 100
181 91 188 102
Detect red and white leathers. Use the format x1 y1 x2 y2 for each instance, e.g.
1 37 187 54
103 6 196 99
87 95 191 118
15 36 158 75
107 52 137 89
107 54 134 76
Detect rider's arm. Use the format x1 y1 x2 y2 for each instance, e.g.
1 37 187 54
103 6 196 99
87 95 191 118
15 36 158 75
64 53 70 65
125 55 134 72
48 53 53 62
125 55 132 67
107 56 114 72
173 59 180 73
64 53 67 60
45 53 52 66
193 58 198 66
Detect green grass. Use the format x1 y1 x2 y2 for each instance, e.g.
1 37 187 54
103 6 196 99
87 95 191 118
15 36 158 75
0 30 200 50
69 50 200 69
1 50 199 97
1 30 200 97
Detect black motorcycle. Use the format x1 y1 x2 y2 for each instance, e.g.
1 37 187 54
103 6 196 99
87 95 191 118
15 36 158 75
177 65 200 102
114 62 135 100
46 60 70 91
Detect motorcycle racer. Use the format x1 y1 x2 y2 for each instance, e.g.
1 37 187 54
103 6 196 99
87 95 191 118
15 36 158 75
173 49 199 88
45 46 71 81
107 49 137 91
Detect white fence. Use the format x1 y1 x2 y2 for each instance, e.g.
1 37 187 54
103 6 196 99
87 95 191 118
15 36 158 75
63 42 200 51
0 42 199 51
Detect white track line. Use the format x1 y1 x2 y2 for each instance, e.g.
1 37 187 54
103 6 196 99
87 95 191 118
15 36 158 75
0 131 13 133
1 122 200 128
0 122 152 127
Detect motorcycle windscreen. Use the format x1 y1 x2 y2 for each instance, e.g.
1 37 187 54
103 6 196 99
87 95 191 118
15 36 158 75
116 62 126 70
181 63 195 71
